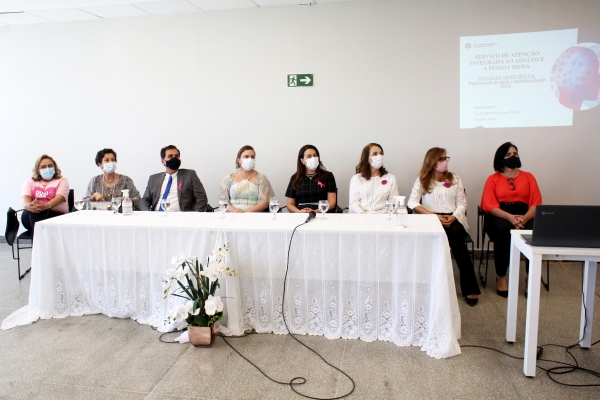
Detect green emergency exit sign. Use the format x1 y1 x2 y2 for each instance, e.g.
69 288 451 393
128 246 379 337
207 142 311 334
288 74 313 87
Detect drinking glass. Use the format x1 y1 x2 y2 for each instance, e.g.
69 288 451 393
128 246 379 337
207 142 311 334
318 200 329 219
219 200 229 218
385 201 395 220
269 199 280 219
74 197 84 213
160 198 171 217
111 197 122 215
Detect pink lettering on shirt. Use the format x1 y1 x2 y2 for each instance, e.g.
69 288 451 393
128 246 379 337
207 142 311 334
32 187 56 203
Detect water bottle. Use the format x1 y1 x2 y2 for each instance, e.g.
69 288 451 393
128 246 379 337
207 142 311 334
394 196 407 228
122 189 133 216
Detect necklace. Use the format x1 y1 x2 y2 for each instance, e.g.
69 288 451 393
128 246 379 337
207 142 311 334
104 173 116 184
237 169 255 181
102 174 119 199
306 173 317 180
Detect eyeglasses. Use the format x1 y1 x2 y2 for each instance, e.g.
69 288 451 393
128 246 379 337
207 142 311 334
438 157 450 162
507 178 515 190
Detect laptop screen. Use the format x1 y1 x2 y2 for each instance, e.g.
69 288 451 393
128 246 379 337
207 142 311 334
530 205 600 248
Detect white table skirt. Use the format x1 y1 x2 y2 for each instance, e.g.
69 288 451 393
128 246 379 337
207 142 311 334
2 211 461 358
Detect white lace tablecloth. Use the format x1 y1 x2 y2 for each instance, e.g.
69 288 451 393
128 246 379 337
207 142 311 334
2 212 461 358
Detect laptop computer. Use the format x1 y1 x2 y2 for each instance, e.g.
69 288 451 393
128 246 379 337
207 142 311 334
521 205 600 248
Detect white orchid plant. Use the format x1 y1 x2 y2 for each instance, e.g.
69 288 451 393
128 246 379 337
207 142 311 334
162 244 236 327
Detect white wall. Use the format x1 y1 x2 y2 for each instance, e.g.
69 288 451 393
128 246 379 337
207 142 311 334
1 0 599 244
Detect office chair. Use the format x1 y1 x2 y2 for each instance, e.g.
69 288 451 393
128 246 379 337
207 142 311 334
5 208 32 280
477 206 492 288
477 206 550 291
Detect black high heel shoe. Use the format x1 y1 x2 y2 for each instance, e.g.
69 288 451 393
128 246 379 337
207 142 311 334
496 277 508 298
465 297 479 307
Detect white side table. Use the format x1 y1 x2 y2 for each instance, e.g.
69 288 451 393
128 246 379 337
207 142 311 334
506 230 599 377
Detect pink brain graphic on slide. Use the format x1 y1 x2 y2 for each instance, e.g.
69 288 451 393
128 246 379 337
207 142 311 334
550 44 600 110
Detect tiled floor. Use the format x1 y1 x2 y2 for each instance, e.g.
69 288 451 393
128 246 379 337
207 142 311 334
0 246 598 399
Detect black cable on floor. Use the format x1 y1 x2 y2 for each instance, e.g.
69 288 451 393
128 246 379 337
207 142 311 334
156 219 356 398
159 330 184 344
462 277 600 387
218 220 356 400
150 324 185 344
149 316 183 344
461 343 600 387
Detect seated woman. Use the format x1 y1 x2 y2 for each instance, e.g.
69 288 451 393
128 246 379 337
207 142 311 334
220 145 274 212
481 142 542 297
87 148 140 209
285 145 337 213
21 154 70 238
349 143 399 213
408 147 480 306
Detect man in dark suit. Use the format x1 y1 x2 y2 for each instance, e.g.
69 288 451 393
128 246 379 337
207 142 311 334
140 145 208 212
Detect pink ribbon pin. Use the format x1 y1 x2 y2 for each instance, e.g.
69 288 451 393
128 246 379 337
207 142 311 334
317 180 325 188
177 182 183 190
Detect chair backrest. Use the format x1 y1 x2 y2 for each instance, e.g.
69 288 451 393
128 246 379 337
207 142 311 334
68 189 74 212
476 206 486 248
5 208 20 246
331 188 344 213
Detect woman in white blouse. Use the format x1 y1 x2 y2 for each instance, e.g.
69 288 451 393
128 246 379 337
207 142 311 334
349 143 399 214
408 147 480 306
219 145 274 212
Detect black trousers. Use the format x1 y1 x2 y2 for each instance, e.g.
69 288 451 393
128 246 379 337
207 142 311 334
22 209 64 239
484 203 534 277
443 220 481 297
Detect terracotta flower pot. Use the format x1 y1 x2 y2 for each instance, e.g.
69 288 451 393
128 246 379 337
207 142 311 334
188 322 219 347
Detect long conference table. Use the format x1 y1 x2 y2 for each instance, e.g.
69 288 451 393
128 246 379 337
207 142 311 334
2 211 461 359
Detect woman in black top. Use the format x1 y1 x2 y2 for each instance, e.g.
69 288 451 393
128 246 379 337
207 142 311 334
285 145 337 213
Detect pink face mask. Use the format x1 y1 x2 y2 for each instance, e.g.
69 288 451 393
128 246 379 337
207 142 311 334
434 160 448 172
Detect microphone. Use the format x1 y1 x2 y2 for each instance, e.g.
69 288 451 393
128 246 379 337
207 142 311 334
305 211 316 223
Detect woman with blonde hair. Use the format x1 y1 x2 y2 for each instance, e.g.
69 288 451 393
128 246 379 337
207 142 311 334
220 145 274 212
21 154 70 238
408 147 480 306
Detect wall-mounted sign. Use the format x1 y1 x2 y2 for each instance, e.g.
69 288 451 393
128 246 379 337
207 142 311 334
288 74 313 87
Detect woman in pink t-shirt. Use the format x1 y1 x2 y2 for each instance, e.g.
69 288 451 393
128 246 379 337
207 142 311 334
21 154 70 238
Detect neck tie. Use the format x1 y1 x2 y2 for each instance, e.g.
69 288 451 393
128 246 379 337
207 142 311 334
159 175 173 211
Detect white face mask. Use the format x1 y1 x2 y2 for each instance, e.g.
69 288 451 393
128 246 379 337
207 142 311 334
102 162 117 174
241 158 255 171
305 157 319 171
370 155 383 169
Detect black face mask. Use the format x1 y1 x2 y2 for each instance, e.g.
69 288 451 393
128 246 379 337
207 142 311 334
165 157 181 171
503 155 521 169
